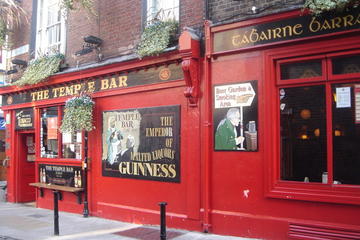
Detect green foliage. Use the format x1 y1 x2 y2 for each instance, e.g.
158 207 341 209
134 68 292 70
60 95 95 133
60 0 97 16
14 53 65 86
0 21 7 47
135 20 179 58
304 0 359 15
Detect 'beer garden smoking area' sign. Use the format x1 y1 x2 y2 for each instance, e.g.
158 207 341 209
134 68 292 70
214 81 258 151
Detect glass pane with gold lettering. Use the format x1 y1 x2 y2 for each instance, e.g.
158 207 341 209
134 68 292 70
332 55 360 75
40 107 59 158
280 85 327 182
280 60 322 80
332 82 360 185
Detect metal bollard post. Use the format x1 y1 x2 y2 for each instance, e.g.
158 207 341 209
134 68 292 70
159 202 167 240
53 191 59 236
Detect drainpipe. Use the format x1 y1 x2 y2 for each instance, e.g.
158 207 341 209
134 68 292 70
202 20 212 233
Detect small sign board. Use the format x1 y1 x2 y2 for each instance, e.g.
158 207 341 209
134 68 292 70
15 108 34 130
39 164 83 188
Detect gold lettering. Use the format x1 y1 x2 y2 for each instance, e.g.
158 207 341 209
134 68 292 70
241 34 250 44
87 81 95 92
272 28 282 38
343 14 354 27
282 25 292 37
52 88 60 98
101 79 109 90
331 17 342 28
232 35 242 46
293 24 303 35
58 87 65 97
320 19 332 30
356 14 360 24
65 85 74 96
119 76 127 87
249 29 259 42
309 17 321 32
259 31 268 41
74 84 82 95
109 77 117 89
168 164 176 178
31 92 37 101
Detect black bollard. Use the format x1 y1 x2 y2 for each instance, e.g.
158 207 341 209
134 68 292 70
159 202 167 240
53 191 59 236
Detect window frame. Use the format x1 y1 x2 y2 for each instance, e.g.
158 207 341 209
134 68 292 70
265 38 360 206
144 0 180 25
35 0 66 57
37 105 83 162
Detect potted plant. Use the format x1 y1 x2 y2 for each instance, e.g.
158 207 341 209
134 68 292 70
60 94 95 134
14 53 65 86
304 0 359 15
135 19 179 58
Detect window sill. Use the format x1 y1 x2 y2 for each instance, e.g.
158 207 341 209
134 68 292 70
267 181 360 205
36 158 82 165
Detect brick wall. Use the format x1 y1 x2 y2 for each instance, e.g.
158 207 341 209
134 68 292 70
208 0 304 25
8 0 205 71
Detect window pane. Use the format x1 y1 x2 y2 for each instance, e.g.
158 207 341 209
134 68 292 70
280 60 322 80
147 0 179 23
332 55 360 75
280 85 327 182
41 107 59 158
332 82 360 185
62 132 82 159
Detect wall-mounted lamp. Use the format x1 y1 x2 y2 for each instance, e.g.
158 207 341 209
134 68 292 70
75 35 103 60
84 35 103 45
6 68 18 75
11 59 27 67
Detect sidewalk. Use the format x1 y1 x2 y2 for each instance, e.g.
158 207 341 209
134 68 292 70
0 201 257 240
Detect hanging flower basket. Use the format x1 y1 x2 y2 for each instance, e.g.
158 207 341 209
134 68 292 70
135 20 179 58
60 94 95 133
304 0 359 15
14 53 65 86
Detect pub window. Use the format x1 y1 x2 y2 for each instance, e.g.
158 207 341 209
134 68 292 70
280 59 322 80
146 0 179 23
40 107 59 158
332 54 360 75
278 53 360 186
40 106 82 160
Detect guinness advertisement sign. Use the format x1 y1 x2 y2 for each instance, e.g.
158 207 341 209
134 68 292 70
213 8 360 52
4 63 183 106
102 105 180 182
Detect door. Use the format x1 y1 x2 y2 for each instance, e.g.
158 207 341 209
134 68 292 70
16 132 35 202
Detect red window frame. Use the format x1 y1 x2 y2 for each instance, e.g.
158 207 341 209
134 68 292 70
36 104 83 163
264 36 360 205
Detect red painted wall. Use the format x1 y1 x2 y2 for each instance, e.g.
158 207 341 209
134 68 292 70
206 15 360 240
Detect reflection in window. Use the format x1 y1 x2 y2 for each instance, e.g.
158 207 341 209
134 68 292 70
280 60 322 80
62 132 82 159
280 85 327 182
41 107 58 158
332 82 360 185
332 55 360 75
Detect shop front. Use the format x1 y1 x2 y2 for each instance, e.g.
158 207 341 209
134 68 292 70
205 8 360 239
0 31 203 230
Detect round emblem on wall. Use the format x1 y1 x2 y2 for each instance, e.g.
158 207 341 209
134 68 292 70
6 96 13 105
159 68 171 81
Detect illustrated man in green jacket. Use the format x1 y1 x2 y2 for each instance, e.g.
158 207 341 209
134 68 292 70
215 108 244 150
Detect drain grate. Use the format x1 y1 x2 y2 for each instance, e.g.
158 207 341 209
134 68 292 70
114 227 184 240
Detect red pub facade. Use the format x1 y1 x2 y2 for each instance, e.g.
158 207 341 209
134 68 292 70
1 1 360 239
